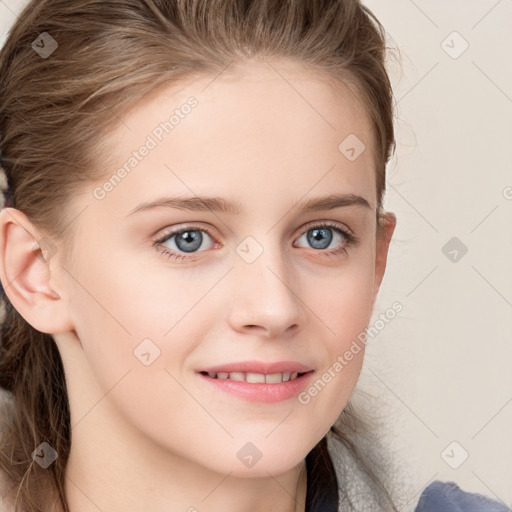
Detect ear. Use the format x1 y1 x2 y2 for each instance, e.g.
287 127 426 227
0 207 74 334
370 211 397 311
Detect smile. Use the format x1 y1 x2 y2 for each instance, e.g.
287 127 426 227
197 370 314 403
200 371 306 383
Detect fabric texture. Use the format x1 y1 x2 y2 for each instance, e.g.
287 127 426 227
326 433 399 512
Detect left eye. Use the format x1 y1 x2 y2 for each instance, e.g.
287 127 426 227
294 223 354 252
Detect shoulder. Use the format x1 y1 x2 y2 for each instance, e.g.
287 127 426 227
415 480 510 512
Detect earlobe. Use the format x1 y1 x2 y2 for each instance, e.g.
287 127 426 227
0 207 74 334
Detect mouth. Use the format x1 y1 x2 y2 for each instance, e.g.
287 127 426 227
196 369 315 403
198 370 310 384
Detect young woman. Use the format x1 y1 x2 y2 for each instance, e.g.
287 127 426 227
0 1 507 511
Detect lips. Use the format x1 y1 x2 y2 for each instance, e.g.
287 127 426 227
196 363 315 403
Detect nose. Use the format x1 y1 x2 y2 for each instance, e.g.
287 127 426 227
226 241 306 338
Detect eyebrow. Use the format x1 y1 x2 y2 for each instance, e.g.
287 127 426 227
126 193 372 216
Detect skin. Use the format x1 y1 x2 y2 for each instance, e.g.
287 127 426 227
0 59 396 512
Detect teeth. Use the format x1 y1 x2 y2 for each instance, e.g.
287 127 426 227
246 372 265 383
206 371 303 383
265 373 283 384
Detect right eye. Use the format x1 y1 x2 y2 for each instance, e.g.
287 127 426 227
153 225 218 261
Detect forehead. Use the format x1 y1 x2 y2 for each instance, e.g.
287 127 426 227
89 59 377 217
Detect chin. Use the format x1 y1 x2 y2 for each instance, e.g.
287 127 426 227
226 458 303 479
192 439 308 478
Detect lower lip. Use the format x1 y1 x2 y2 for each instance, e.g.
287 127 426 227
197 371 315 403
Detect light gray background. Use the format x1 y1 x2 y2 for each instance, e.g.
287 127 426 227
1 1 511 509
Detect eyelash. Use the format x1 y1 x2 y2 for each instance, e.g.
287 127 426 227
152 222 359 262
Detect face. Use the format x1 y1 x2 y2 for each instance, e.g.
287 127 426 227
50 59 395 477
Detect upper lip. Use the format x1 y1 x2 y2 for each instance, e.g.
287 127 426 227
198 360 314 375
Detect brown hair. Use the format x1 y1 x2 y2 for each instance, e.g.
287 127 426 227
0 0 398 510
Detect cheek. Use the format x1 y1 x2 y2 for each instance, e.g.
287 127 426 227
295 253 375 433
67 265 205 451
65 253 177 388
305 247 376 343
